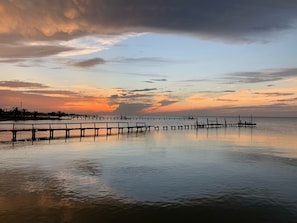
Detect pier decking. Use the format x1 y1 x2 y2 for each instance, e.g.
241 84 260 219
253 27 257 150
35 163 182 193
0 118 256 142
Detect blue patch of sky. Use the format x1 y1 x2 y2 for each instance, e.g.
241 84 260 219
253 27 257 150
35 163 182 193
99 32 297 80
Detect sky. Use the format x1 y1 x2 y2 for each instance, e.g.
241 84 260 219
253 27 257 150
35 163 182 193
0 0 297 117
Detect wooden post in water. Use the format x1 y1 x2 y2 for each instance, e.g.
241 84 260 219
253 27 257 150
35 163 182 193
65 124 70 138
94 123 96 136
12 123 16 142
32 124 36 141
106 123 111 135
49 124 53 139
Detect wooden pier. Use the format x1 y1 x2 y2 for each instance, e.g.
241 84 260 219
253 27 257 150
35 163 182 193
0 118 256 142
0 122 151 142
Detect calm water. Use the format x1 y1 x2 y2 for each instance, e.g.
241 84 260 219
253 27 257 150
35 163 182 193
0 117 297 222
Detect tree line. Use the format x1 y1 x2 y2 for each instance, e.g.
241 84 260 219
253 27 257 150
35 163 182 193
0 107 74 120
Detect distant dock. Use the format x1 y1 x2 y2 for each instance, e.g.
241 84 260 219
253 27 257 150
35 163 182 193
0 118 256 142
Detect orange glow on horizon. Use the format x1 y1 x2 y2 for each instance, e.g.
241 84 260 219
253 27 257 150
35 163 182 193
60 101 119 113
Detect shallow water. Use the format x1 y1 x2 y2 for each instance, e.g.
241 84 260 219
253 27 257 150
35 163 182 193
0 117 297 222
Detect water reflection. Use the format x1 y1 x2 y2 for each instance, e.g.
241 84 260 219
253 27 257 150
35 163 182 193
1 118 297 222
1 181 297 223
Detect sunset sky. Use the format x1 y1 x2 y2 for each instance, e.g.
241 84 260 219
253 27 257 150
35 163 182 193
1 0 297 116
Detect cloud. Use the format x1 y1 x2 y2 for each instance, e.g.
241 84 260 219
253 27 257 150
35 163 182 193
1 0 297 59
1 0 297 43
112 57 171 64
70 58 105 67
109 93 151 100
57 33 141 57
224 90 236 93
217 98 238 102
0 59 23 63
0 80 49 89
112 103 152 115
130 88 157 93
0 44 74 58
253 92 294 97
277 97 297 102
151 78 168 82
224 68 297 84
24 90 85 98
159 99 178 106
145 78 168 83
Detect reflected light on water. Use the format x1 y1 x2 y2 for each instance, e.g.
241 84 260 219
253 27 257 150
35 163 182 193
0 117 297 222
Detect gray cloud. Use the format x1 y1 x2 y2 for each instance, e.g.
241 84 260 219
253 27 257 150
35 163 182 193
224 90 236 93
71 58 106 67
151 78 168 82
159 99 178 106
0 80 49 89
224 68 297 84
110 93 151 99
253 92 294 97
0 59 23 63
277 97 297 102
130 88 157 93
145 78 168 84
0 44 74 58
113 103 152 115
1 0 297 46
25 90 81 97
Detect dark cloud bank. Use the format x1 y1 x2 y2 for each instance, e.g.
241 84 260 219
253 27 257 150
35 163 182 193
1 0 297 45
1 0 297 63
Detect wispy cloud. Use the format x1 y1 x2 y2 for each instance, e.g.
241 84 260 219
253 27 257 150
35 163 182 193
112 57 172 64
253 92 294 97
129 88 157 93
58 33 142 57
24 90 85 98
0 59 23 63
0 80 49 89
223 68 297 84
224 90 236 93
151 78 168 82
70 58 106 67
0 44 74 58
277 97 297 102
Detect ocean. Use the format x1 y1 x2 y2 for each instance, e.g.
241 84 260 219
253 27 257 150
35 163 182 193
0 116 297 222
